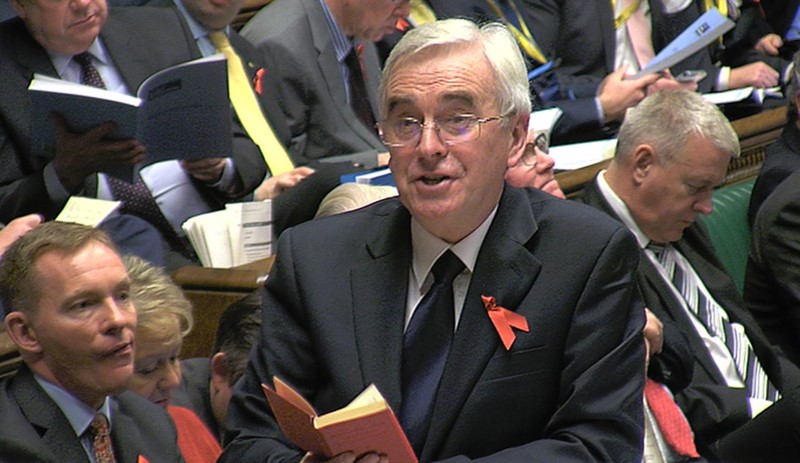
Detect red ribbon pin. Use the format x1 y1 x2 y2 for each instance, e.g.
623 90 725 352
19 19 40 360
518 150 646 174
481 295 529 350
138 456 151 463
254 68 266 95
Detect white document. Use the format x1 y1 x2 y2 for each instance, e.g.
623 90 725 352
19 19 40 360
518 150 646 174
182 201 273 268
55 196 120 227
632 8 734 79
702 87 754 105
550 138 617 170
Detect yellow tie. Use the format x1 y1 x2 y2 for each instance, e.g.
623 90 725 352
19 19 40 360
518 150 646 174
209 31 294 175
409 0 437 25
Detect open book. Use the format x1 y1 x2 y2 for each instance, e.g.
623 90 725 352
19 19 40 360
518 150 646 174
182 201 273 268
262 377 417 463
28 54 232 182
631 7 734 79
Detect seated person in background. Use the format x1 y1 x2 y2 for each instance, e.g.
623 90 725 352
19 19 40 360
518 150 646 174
0 0 267 270
580 89 800 462
124 254 222 463
748 51 800 225
761 0 800 60
699 0 789 77
745 163 800 366
505 129 565 198
172 290 263 442
221 18 646 463
525 0 778 145
239 0 408 168
0 222 182 462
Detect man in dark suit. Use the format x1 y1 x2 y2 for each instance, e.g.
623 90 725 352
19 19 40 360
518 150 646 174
745 167 800 366
748 51 800 225
0 0 266 269
240 0 409 168
580 89 800 462
221 19 646 463
525 0 778 144
0 222 183 463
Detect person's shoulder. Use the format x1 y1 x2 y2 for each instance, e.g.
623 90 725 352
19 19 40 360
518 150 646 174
755 167 800 225
517 186 626 236
241 0 308 42
114 390 173 425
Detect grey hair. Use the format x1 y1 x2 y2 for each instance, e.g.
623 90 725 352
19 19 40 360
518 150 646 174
379 18 531 124
615 90 739 164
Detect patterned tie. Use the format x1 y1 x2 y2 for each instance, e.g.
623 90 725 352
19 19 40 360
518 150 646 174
401 250 465 453
208 31 295 176
644 379 700 458
344 45 377 133
89 414 117 463
655 245 780 402
74 52 196 260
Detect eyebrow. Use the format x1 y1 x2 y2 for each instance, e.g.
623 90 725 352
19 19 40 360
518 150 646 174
386 92 478 114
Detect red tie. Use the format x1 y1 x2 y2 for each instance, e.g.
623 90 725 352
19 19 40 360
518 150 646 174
644 379 700 458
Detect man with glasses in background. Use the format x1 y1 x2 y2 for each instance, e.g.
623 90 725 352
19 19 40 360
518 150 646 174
221 18 646 463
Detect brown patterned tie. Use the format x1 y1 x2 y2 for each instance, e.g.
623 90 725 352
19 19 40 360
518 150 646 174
89 413 117 463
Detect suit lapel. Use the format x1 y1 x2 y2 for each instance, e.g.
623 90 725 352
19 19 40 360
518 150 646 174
6 18 58 79
11 367 90 463
304 0 381 146
421 187 540 460
110 397 144 463
352 204 413 409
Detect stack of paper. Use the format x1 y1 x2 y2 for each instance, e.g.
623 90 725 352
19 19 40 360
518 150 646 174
182 201 273 268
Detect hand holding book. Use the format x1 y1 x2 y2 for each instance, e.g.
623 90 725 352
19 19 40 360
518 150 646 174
262 377 417 463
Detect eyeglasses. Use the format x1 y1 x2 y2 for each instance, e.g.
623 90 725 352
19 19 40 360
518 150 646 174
377 114 508 148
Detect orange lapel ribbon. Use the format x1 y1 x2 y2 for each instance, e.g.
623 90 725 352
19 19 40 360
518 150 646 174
138 456 150 463
481 295 529 350
254 68 266 95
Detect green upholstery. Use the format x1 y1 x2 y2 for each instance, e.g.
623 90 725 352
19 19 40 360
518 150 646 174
699 179 755 294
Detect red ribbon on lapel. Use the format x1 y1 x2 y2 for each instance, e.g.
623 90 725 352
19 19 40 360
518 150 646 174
481 295 529 350
138 456 151 463
395 17 411 32
254 68 266 95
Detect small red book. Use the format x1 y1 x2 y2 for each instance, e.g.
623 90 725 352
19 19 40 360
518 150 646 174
262 377 417 463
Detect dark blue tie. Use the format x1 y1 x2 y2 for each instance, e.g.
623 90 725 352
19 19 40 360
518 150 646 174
401 250 465 453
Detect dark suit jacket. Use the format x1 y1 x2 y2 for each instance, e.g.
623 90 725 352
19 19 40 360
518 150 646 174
748 121 800 225
580 177 800 462
239 0 386 168
222 185 647 462
525 0 717 144
762 0 800 39
745 167 800 366
0 8 266 225
0 365 183 463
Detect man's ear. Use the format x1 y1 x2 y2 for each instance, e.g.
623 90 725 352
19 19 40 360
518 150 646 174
5 312 42 355
209 352 230 393
631 144 658 186
506 114 529 169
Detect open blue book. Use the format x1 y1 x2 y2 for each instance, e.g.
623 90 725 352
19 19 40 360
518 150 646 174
631 7 734 79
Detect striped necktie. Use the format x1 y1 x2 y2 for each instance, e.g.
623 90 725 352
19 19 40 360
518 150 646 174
655 245 780 402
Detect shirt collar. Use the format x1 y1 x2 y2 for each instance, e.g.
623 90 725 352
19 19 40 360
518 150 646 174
595 170 651 249
34 374 113 437
318 0 353 63
410 206 498 288
50 39 110 79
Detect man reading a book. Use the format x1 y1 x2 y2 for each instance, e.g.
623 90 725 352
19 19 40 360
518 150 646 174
221 18 647 463
0 0 267 270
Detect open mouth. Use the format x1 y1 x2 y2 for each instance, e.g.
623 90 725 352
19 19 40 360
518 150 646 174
419 175 451 186
105 341 133 358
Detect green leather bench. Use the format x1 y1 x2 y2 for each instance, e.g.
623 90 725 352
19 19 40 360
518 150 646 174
700 179 755 294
